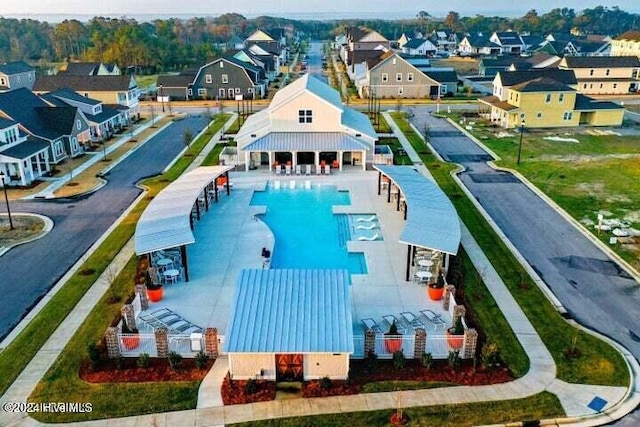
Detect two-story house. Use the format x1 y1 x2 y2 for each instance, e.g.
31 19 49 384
342 27 390 65
490 31 526 54
558 56 640 94
157 74 196 101
233 49 277 81
479 70 624 128
361 52 440 99
191 56 265 101
32 75 139 121
0 117 51 186
458 34 502 56
0 88 90 166
429 29 460 54
236 74 377 171
610 30 640 57
0 61 36 92
401 38 437 57
244 30 288 66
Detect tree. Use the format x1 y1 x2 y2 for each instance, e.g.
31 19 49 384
183 128 194 148
445 11 460 32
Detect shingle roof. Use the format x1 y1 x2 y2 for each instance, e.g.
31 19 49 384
0 88 72 140
62 62 101 76
574 94 625 111
403 38 433 49
157 74 195 88
0 117 16 129
498 69 577 86
562 56 640 68
347 49 386 66
422 71 458 83
0 137 50 160
478 95 520 111
615 30 640 41
225 269 354 353
48 88 101 106
0 61 34 75
33 75 136 92
511 77 575 92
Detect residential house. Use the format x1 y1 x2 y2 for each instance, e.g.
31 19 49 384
33 75 139 120
191 56 266 101
520 34 545 53
0 61 36 92
397 33 411 49
233 49 277 81
342 27 390 65
538 34 610 57
458 34 502 56
345 48 388 79
479 70 624 128
157 74 196 101
489 31 526 54
60 62 121 76
235 74 377 171
429 29 459 54
479 54 560 77
0 117 51 186
558 56 640 94
401 38 437 57
611 30 640 57
0 88 90 167
244 29 288 65
422 70 459 96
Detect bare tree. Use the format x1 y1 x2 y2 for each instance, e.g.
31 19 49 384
183 128 194 148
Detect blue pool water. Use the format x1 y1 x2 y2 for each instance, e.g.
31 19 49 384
250 185 367 274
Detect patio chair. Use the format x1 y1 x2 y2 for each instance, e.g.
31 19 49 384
332 160 339 168
305 164 312 175
358 233 381 241
316 165 322 175
361 318 382 334
324 165 330 175
275 165 282 175
400 311 425 329
420 309 446 330
295 165 301 175
285 165 292 175
383 314 405 333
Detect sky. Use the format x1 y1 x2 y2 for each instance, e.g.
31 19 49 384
3 0 640 19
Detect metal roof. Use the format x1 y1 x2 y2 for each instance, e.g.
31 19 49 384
225 269 354 353
374 165 460 255
134 166 234 255
243 132 370 152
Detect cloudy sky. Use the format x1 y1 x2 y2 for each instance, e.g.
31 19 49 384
4 0 640 17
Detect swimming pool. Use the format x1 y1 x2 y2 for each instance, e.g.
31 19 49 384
250 184 367 274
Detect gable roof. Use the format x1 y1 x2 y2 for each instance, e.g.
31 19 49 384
245 29 275 42
493 31 523 45
510 77 575 92
157 74 195 88
0 117 17 129
464 34 500 48
271 73 343 112
48 88 101 106
403 38 435 50
0 61 34 75
498 69 577 86
561 55 640 68
33 75 136 92
574 94 625 111
422 70 458 83
0 137 50 160
615 30 640 41
359 30 388 43
348 49 387 66
62 62 102 75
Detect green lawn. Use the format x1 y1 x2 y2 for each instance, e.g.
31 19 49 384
134 74 158 88
0 115 231 422
230 392 563 427
390 112 629 387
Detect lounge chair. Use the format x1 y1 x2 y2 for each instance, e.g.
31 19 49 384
285 165 292 175
316 165 322 175
358 233 380 241
382 314 405 333
356 215 376 222
324 165 330 175
295 165 301 175
305 164 312 175
355 223 377 230
361 318 382 333
275 165 281 175
332 160 339 168
420 309 446 330
400 311 425 328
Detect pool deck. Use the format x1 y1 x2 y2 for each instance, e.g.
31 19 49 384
139 169 451 337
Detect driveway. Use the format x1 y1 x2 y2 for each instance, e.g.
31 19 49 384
0 115 209 339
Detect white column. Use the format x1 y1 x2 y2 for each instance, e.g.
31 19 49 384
43 151 50 172
244 151 250 172
27 161 35 182
18 162 26 186
314 151 319 168
292 151 297 169
268 151 273 172
362 150 366 171
35 154 42 176
338 151 343 171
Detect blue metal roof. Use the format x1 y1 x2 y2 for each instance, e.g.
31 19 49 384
374 165 461 255
226 269 354 353
242 132 370 152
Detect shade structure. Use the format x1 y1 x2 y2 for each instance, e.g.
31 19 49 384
134 165 234 255
374 164 460 255
242 132 370 152
226 269 354 353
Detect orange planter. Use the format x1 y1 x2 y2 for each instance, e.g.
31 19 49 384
446 331 464 350
384 336 403 353
122 335 140 350
427 286 444 301
147 287 164 303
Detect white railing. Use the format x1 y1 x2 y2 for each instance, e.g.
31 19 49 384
132 293 142 319
168 333 204 357
374 335 415 359
118 332 157 357
352 335 365 358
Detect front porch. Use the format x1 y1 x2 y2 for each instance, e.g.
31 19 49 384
0 141 51 186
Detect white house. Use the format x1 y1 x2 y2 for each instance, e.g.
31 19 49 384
401 38 438 56
235 74 377 171
0 117 51 186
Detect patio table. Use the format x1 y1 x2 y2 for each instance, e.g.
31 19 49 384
163 269 180 284
414 271 433 283
417 259 433 268
156 258 173 271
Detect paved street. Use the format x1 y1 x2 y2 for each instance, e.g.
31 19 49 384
0 115 209 339
410 108 640 354
306 41 328 84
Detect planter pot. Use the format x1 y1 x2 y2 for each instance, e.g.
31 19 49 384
147 287 164 303
427 286 444 301
390 412 409 426
122 335 140 350
446 331 464 350
384 335 403 353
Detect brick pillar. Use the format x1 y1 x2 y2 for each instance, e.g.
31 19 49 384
413 328 426 359
462 328 478 360
105 326 120 359
364 329 376 357
442 285 456 311
204 328 218 358
155 327 169 358
120 304 135 329
135 284 149 311
452 305 466 327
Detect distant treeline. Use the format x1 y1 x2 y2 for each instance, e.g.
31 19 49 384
0 7 638 73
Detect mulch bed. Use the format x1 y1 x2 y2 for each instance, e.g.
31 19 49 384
79 358 214 383
303 359 513 398
221 374 276 405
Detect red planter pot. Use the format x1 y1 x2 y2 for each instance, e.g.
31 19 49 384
147 287 164 303
446 331 464 350
384 336 403 353
122 335 140 350
427 286 444 301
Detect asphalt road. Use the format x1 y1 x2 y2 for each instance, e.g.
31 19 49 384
307 41 328 84
0 115 209 340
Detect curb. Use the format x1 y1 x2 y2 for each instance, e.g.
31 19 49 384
0 213 53 258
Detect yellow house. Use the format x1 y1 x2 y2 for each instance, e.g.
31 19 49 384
611 30 640 58
558 56 640 95
479 71 624 128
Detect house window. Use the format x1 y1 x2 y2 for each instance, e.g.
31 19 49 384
298 109 312 124
54 141 64 157
247 87 254 93
600 83 603 88
590 69 594 76
218 88 225 98
613 83 617 89
71 137 78 150
396 73 402 82
221 74 228 84
197 88 207 96
545 93 551 103
559 93 564 103
76 119 82 130
235 87 240 93
398 86 404 95
537 112 542 118
205 74 213 84
219 62 224 68
407 73 414 82
0 78 5 85
382 73 388 82
563 111 573 120
606 69 610 76
188 88 193 96
228 88 234 98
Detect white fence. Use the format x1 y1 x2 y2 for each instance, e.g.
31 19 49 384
351 332 467 360
119 332 158 357
132 293 142 318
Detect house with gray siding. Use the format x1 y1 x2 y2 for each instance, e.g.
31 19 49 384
360 53 439 99
157 74 195 101
192 56 265 100
0 61 36 92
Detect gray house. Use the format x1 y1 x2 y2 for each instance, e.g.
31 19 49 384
362 53 439 99
157 74 196 101
0 61 36 92
192 56 265 100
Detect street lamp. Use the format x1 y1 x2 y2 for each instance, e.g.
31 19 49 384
516 119 525 165
0 171 14 230
159 84 165 113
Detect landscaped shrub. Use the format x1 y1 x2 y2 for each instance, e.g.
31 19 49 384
168 351 183 370
448 350 461 371
114 356 124 370
392 350 405 371
421 352 433 369
136 353 150 368
87 343 102 370
244 378 258 395
481 342 500 370
195 351 209 370
365 349 378 371
319 376 333 390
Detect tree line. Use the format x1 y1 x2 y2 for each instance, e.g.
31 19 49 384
0 6 638 73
